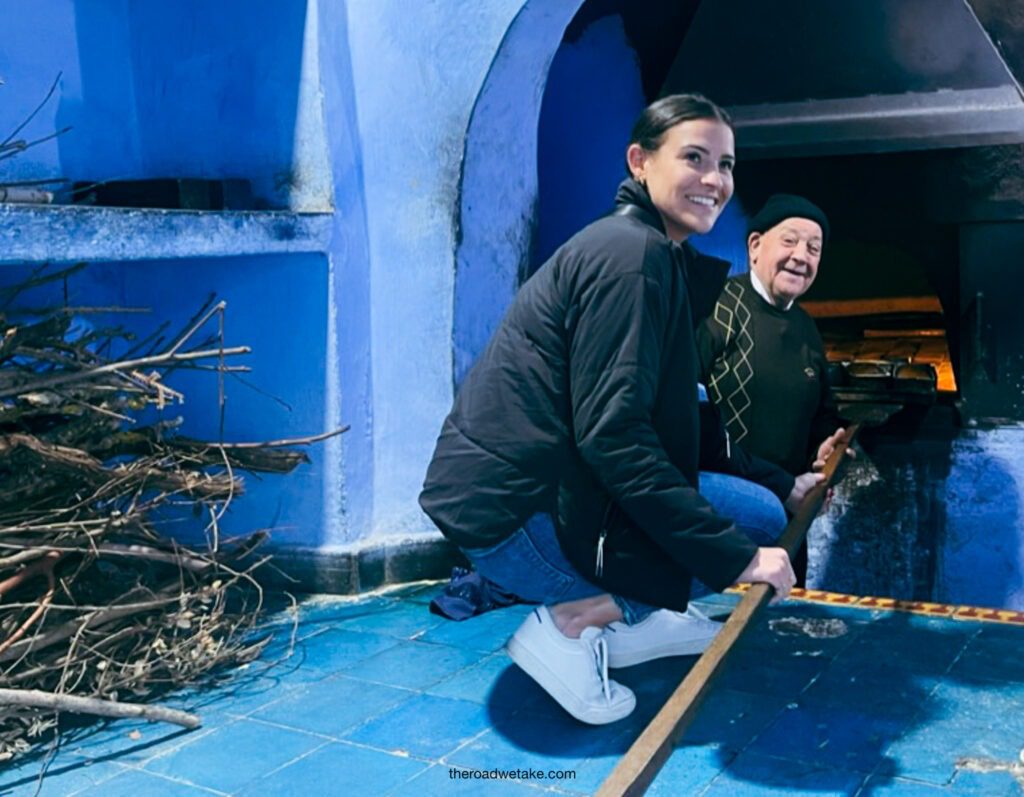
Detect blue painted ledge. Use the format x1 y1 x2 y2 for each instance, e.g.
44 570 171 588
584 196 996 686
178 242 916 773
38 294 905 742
0 204 333 264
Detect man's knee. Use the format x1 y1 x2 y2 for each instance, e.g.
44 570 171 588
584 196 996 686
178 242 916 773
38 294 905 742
737 495 787 545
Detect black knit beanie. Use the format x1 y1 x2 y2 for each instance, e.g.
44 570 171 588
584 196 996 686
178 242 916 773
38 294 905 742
747 194 829 243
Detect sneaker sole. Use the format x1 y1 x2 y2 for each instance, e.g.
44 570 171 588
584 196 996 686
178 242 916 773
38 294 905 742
607 636 716 668
506 634 635 725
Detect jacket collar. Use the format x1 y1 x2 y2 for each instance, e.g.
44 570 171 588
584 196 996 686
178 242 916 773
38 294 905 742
612 178 731 324
613 177 665 235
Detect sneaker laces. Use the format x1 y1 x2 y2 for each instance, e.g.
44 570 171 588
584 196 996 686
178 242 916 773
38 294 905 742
582 629 612 703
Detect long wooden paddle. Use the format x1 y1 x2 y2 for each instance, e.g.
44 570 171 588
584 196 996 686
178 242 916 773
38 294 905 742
596 423 861 797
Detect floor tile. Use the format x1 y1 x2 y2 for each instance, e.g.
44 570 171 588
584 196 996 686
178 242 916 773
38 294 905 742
949 768 1024 795
447 707 624 777
75 769 225 796
798 668 940 724
566 741 636 796
424 651 547 710
716 649 828 698
418 607 528 653
948 634 1024 683
334 600 448 640
11 588 1024 796
703 751 865 796
681 688 791 750
250 674 415 738
857 771 1022 795
0 758 126 797
58 719 211 767
234 742 428 797
855 776 949 796
644 744 736 796
141 717 325 793
924 680 1024 730
273 628 404 683
341 640 484 690
880 710 1024 787
971 622 1024 643
162 672 293 720
343 693 492 759
747 701 912 774
292 595 398 629
569 742 732 797
830 621 974 676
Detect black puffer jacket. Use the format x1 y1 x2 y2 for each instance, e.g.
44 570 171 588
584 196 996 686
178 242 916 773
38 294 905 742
420 179 784 610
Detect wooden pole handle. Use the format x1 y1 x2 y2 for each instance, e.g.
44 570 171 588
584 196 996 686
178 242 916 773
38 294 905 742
596 424 860 797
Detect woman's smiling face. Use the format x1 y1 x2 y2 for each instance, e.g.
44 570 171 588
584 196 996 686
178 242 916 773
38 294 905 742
626 118 735 241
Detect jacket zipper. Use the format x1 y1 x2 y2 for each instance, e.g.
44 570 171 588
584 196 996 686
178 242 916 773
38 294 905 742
595 502 614 577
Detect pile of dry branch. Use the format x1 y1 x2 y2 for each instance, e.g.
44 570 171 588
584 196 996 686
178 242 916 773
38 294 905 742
0 266 334 762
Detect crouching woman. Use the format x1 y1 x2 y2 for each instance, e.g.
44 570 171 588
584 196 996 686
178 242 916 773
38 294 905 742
420 94 807 725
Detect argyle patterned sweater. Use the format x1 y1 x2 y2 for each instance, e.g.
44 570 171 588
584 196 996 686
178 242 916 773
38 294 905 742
696 272 837 475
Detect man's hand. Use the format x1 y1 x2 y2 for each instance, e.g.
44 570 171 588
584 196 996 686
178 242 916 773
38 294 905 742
784 472 825 513
813 427 856 472
735 547 796 603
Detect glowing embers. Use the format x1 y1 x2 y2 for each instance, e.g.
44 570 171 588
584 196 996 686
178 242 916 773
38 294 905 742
802 295 957 396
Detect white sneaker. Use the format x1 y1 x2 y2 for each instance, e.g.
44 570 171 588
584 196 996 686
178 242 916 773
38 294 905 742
506 606 636 725
604 605 723 668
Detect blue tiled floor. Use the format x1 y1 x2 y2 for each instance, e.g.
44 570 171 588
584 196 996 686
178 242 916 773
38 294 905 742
3 584 1024 796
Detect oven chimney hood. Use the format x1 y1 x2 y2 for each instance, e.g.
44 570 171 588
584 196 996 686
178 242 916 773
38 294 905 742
661 0 1024 158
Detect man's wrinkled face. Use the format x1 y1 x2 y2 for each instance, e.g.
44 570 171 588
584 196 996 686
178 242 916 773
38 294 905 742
748 218 823 306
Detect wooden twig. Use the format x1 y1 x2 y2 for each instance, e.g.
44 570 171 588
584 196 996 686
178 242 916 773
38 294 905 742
0 688 200 729
0 551 61 599
1 72 63 148
208 426 351 449
93 543 212 573
596 425 860 797
0 555 57 657
0 589 180 663
0 345 250 398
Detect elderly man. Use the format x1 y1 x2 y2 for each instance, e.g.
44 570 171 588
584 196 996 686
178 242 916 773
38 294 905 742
697 194 847 581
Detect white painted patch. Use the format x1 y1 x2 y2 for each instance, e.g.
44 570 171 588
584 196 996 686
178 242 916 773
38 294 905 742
769 617 849 639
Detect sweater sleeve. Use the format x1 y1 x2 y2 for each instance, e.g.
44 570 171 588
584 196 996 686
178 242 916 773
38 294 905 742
567 247 757 591
806 326 845 467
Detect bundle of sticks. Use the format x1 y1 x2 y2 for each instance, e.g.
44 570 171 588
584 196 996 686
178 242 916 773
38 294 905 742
0 266 335 761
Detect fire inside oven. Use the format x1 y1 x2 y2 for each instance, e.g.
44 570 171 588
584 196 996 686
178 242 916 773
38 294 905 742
803 295 956 426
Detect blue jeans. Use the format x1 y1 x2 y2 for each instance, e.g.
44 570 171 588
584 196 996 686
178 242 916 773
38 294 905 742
464 514 653 624
463 472 787 623
690 472 787 597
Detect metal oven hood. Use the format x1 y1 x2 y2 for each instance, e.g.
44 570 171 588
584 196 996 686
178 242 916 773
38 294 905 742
662 0 1024 158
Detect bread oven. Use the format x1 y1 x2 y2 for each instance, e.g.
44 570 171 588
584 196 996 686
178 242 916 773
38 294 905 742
654 0 1024 606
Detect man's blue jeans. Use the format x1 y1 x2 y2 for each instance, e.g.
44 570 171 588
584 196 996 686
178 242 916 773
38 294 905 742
462 472 787 623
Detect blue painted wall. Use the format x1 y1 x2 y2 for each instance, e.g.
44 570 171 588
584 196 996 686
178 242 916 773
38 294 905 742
0 254 330 547
528 11 751 278
690 197 753 276
1 0 550 551
1 0 319 209
3 0 1024 609
531 15 644 272
453 0 590 386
